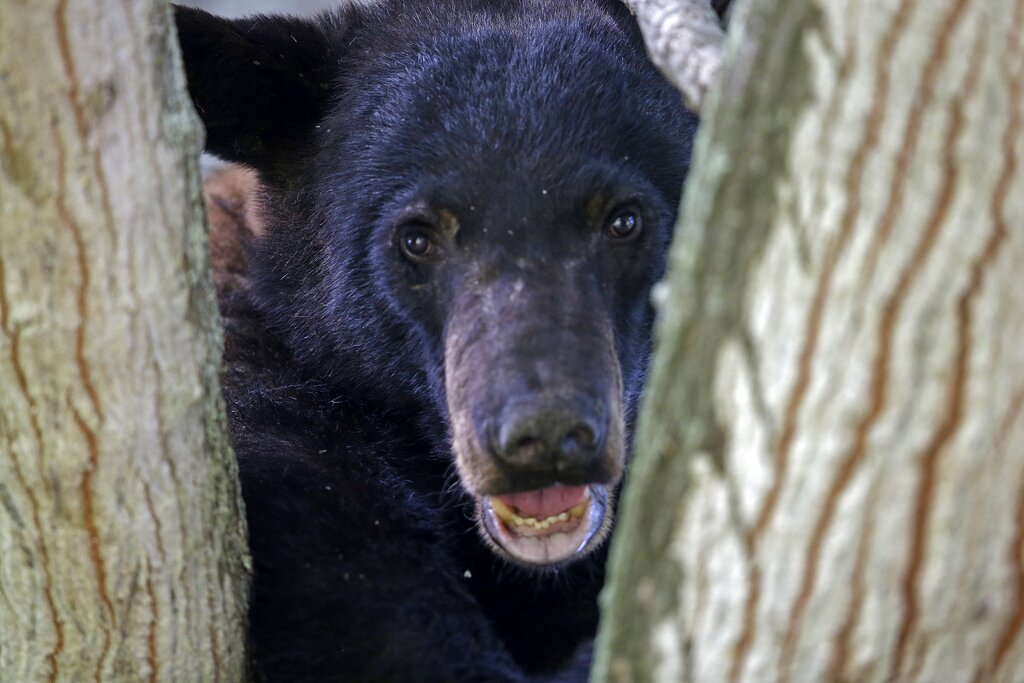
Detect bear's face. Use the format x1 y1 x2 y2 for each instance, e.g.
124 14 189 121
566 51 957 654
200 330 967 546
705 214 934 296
177 0 696 568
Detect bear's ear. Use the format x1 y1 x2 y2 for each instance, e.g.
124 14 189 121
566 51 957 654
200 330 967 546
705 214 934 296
174 5 347 170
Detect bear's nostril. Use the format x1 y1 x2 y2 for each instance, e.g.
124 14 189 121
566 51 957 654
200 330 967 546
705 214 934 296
511 436 545 462
560 425 595 458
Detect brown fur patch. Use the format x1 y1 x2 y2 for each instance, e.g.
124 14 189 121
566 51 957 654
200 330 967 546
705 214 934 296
203 164 264 292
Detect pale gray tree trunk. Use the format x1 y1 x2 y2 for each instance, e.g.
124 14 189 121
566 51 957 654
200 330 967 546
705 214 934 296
0 2 249 682
595 0 1024 681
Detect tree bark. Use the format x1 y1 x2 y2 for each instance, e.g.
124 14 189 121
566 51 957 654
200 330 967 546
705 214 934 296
595 0 1024 681
620 0 725 112
0 2 249 682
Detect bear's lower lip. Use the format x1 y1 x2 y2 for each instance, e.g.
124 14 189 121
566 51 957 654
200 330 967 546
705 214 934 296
479 484 610 567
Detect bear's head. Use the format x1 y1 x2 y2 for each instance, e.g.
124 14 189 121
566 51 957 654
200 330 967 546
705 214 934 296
176 0 697 568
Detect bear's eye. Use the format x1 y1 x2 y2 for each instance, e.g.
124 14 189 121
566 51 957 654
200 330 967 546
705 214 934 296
399 227 436 260
605 206 643 241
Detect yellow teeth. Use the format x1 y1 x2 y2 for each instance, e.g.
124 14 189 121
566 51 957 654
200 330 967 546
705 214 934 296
490 496 588 531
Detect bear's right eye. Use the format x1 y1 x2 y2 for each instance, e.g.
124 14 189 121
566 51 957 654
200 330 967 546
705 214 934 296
604 205 643 241
399 227 436 261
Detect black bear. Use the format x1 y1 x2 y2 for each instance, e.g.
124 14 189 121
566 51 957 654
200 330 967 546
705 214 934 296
176 1 700 680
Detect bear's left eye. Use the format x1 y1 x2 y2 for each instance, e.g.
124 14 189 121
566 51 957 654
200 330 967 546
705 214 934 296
399 226 436 261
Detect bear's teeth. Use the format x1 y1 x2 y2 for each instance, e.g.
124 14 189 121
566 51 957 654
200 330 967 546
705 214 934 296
489 496 588 529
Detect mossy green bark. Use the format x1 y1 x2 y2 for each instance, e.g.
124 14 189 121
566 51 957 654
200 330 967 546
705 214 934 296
592 1 822 680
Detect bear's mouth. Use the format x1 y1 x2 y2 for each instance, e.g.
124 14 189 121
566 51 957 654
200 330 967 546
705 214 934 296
478 484 610 567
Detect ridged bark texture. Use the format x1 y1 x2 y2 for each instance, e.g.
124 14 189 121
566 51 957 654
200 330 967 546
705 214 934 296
595 0 1024 681
620 0 725 111
0 2 249 681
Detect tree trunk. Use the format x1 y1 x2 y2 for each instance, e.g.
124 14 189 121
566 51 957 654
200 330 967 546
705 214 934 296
595 0 1024 681
0 3 249 681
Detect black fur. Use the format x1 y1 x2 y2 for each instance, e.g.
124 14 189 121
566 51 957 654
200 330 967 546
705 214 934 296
176 2 701 680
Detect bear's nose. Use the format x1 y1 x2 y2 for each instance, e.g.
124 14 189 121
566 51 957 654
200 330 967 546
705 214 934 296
493 400 606 473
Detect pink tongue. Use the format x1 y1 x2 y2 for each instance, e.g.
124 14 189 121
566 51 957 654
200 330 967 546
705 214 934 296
496 485 588 519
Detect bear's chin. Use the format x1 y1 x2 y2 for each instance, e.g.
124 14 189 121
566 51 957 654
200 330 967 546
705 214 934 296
476 484 612 569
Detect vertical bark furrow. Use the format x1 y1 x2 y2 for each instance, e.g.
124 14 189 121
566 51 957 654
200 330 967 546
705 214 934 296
727 566 758 683
748 0 916 549
0 435 62 683
730 107 842 683
890 31 993 679
732 1 918 678
53 123 103 420
858 0 972 288
976 35 1024 678
142 482 168 570
826 485 881 681
53 1 83 139
778 331 885 680
0 255 62 681
54 91 116 675
0 307 45 458
69 206 104 420
71 404 114 683
148 353 192 565
997 391 1024 449
780 27 975 664
145 562 160 683
984 486 1024 681
53 0 119 246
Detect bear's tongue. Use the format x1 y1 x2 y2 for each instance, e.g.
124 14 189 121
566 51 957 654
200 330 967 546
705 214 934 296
494 485 588 519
